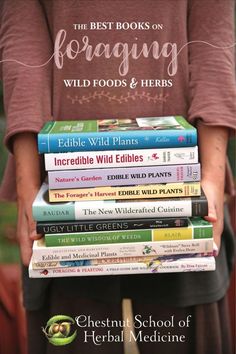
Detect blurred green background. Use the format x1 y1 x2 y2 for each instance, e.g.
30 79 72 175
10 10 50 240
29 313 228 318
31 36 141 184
0 82 20 263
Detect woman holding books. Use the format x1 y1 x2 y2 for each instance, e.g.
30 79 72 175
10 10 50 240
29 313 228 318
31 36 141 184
0 1 235 353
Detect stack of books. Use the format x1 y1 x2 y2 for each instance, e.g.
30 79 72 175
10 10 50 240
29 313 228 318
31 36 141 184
29 116 216 278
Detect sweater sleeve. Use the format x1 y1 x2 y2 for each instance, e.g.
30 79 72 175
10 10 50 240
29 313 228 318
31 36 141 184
187 0 236 133
0 0 53 151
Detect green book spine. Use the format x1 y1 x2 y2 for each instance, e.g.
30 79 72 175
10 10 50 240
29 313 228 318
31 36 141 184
45 219 213 247
190 218 213 239
45 229 152 246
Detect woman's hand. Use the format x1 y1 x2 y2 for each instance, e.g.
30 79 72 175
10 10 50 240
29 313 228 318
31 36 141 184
197 122 229 251
13 133 43 266
201 178 224 251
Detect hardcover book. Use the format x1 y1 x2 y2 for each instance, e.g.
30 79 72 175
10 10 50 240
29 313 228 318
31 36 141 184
32 183 208 222
38 116 197 153
48 163 201 189
44 217 213 247
36 217 189 234
31 237 214 262
29 256 216 278
44 146 199 170
31 251 215 270
48 182 201 202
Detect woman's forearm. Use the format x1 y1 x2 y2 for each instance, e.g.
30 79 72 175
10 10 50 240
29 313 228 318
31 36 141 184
197 122 229 187
13 132 42 198
197 121 229 248
12 132 43 265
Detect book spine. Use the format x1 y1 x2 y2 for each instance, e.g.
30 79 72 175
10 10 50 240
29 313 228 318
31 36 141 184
48 182 201 202
29 257 215 278
32 202 76 222
33 197 207 222
31 252 214 269
31 255 158 269
191 198 208 217
48 164 201 189
32 238 214 262
44 224 213 247
36 217 189 234
38 129 197 154
44 146 198 171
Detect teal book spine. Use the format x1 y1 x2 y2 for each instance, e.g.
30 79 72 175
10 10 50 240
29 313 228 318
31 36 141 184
38 117 197 153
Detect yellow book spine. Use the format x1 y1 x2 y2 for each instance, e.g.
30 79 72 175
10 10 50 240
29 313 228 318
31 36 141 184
152 227 193 241
49 182 201 202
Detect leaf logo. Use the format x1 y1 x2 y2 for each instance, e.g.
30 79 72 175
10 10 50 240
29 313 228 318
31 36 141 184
42 315 77 346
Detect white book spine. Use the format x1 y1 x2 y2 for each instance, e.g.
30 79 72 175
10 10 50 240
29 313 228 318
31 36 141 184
44 147 198 171
32 238 214 262
29 256 216 278
73 199 193 219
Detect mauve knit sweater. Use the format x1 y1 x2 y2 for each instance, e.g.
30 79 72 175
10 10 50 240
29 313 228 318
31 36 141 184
0 0 235 201
0 0 235 309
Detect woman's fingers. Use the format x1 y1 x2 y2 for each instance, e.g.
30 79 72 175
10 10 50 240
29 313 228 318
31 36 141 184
17 197 43 265
17 205 33 266
201 179 224 250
